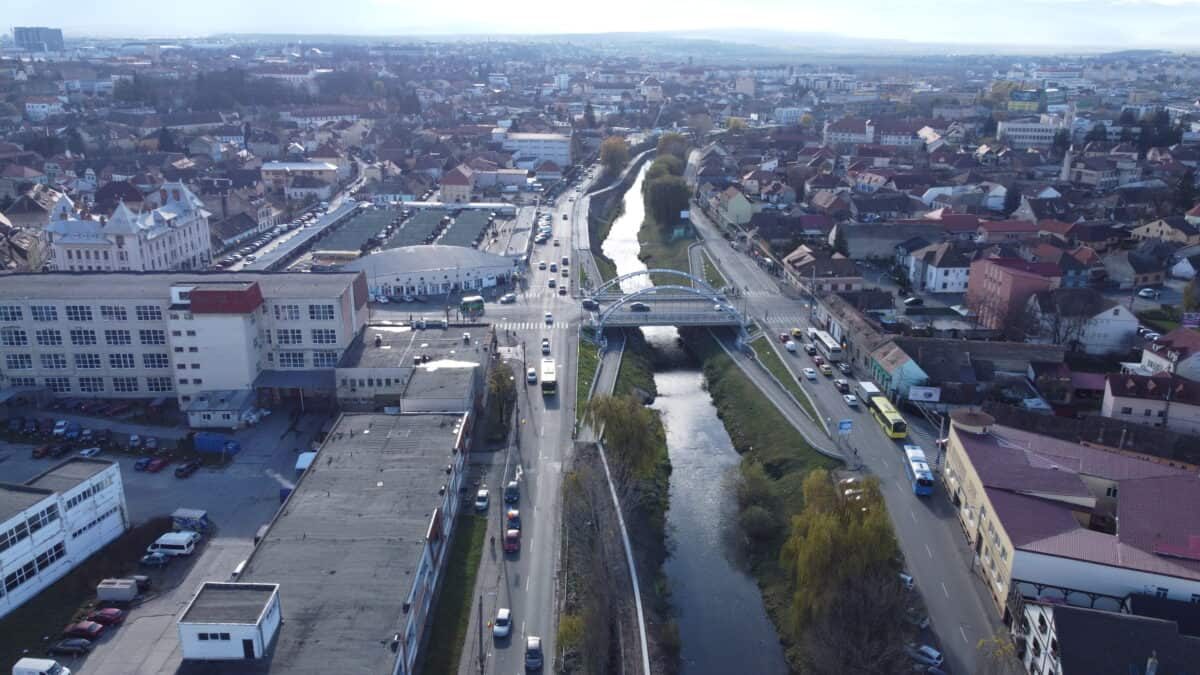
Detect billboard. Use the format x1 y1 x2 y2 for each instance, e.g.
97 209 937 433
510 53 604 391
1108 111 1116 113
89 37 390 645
908 386 941 403
1183 312 1200 329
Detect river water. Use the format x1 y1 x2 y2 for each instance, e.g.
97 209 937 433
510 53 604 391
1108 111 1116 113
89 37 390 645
600 162 787 674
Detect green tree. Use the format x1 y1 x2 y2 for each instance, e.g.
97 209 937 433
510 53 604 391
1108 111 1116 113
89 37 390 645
156 127 179 153
487 362 516 423
584 394 662 477
599 136 629 177
980 115 998 138
833 226 849 256
656 132 689 161
726 117 748 132
583 102 596 129
1051 129 1070 158
1085 122 1109 143
645 155 683 181
1184 278 1200 312
65 127 85 156
644 174 690 226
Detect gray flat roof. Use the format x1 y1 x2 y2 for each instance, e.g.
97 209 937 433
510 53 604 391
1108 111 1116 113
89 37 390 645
0 484 54 525
339 325 487 370
233 413 466 674
24 457 114 494
180 583 278 625
0 271 361 301
404 365 477 400
312 210 394 254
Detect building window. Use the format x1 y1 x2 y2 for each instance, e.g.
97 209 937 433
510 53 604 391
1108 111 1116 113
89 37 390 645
105 329 132 346
1156 587 1169 598
1105 486 1119 498
4 354 32 370
0 327 27 346
185 330 196 337
40 354 67 370
74 353 102 369
79 377 105 393
135 305 163 321
109 353 136 369
69 328 97 346
139 329 166 345
65 305 93 322
142 353 170 369
30 305 58 322
147 376 173 392
313 350 338 367
279 352 306 368
45 376 71 393
274 304 300 321
1120 406 1133 415
100 305 127 321
0 305 23 321
10 376 35 387
308 304 335 321
1145 409 1153 417
1191 594 1200 604
113 377 139 392
277 329 302 345
171 330 182 337
311 329 337 344
35 329 62 346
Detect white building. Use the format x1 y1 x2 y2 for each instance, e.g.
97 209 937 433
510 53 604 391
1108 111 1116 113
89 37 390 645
341 245 519 297
907 242 972 293
1101 373 1200 436
773 107 806 125
178 582 282 660
0 458 128 619
1027 291 1139 356
997 116 1064 150
0 271 368 414
46 182 213 272
493 129 572 169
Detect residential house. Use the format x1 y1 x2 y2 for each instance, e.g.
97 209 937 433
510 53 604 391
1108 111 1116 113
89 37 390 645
977 220 1039 244
943 410 1200 617
1132 328 1200 382
285 176 333 203
1132 216 1200 246
440 165 474 204
908 242 972 293
782 246 863 294
714 187 754 227
872 337 1064 403
966 257 1061 331
834 222 945 260
822 117 875 147
0 164 47 200
807 189 851 220
260 162 339 192
4 184 67 229
1102 373 1200 435
848 191 917 221
1027 288 1138 355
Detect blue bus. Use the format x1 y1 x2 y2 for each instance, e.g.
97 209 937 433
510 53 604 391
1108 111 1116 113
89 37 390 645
903 445 935 496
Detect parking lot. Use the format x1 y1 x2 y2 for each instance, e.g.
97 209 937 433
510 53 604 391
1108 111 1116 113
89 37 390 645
0 408 332 674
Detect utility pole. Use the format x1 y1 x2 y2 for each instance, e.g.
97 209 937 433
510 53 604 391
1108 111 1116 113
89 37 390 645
477 595 485 674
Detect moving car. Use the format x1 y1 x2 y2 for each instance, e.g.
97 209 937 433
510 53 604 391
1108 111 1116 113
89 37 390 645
778 333 790 344
525 635 544 671
475 489 489 511
837 362 852 375
802 368 817 380
581 298 599 311
538 261 547 270
903 296 924 307
819 363 834 376
541 338 551 355
833 379 850 393
843 394 859 407
500 293 517 304
547 278 556 288
174 459 201 478
804 343 817 355
1138 287 1160 299
493 608 512 638
785 340 797 353
544 312 554 324
527 367 538 384
629 302 651 312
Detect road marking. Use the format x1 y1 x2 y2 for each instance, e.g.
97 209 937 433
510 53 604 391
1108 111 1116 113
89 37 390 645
910 509 918 523
941 582 950 599
925 544 933 559
525 577 531 591
960 625 969 643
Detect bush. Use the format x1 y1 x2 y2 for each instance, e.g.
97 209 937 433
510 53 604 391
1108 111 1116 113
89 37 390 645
740 504 781 542
558 612 585 651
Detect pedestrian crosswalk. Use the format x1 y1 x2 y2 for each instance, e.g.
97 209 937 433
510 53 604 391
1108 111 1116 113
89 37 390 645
759 314 813 328
492 321 573 332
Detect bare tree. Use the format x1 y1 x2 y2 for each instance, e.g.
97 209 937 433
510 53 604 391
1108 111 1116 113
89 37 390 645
1025 288 1108 350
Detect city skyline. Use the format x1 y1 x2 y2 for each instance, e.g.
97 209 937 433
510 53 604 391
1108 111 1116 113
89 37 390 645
7 0 1200 49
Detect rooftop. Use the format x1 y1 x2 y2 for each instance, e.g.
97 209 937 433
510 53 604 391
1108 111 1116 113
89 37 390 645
232 413 466 674
179 583 278 625
0 271 363 301
24 457 114 494
0 484 54 526
339 325 487 370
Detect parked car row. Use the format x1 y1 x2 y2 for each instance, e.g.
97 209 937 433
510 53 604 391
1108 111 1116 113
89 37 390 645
49 606 128 656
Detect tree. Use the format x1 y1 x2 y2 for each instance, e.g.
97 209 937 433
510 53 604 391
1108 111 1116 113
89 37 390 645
833 226 849 256
980 115 998 139
656 132 689 161
156 127 179 153
487 362 516 423
1002 185 1022 216
584 394 662 478
583 102 596 129
687 112 713 137
645 155 683 181
726 117 748 132
1184 278 1200 312
65 127 85 156
599 136 629 177
1026 288 1108 349
643 174 690 226
1119 109 1137 126
1085 122 1109 143
1051 129 1071 158
1175 167 1196 211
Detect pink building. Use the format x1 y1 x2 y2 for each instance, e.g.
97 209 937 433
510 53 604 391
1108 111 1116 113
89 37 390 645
965 258 1061 330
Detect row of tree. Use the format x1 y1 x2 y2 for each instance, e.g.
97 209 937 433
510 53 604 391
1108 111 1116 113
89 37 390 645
642 133 691 227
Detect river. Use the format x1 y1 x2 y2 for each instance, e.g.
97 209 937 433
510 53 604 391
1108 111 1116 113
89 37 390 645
600 162 787 674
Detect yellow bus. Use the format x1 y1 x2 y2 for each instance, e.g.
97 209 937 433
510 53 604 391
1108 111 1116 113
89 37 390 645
866 395 908 439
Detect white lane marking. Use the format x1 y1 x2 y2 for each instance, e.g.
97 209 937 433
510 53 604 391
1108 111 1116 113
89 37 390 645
925 544 933 559
941 582 950 599
910 509 918 523
960 625 969 643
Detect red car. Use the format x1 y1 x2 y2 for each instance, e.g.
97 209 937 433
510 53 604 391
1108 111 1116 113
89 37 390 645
146 458 169 473
778 332 790 344
86 608 125 625
503 529 521 553
64 620 105 639
812 355 825 366
31 444 52 459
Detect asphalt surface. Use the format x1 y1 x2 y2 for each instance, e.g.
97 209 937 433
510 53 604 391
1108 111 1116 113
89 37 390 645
688 205 1007 675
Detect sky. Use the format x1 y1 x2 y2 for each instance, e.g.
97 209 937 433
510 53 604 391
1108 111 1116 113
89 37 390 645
7 0 1200 48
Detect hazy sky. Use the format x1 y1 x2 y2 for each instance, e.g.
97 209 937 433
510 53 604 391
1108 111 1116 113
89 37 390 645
7 0 1200 47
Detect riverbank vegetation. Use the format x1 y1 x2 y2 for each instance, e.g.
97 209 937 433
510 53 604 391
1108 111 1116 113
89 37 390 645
600 136 630 177
638 148 695 283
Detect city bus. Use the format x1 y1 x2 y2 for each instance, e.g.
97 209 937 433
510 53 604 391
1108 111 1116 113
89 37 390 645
540 358 557 396
813 330 843 362
460 295 485 318
903 445 935 496
866 394 908 439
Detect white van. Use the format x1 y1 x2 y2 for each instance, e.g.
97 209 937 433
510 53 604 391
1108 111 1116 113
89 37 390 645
13 658 70 675
146 531 201 557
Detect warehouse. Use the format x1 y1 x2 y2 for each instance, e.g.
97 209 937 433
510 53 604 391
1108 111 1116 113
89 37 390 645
342 244 518 298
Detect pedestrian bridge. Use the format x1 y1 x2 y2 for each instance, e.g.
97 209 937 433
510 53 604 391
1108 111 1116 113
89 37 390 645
586 269 749 335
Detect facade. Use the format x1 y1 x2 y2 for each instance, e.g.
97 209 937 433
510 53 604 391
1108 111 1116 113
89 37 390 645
13 27 64 52
342 245 516 297
966 258 1060 330
1027 290 1138 355
0 272 368 411
46 183 213 272
942 411 1200 619
0 458 128 619
440 166 474 204
997 118 1062 150
180 413 469 674
495 130 572 169
907 242 971 293
1131 217 1200 246
260 162 339 191
1101 373 1200 436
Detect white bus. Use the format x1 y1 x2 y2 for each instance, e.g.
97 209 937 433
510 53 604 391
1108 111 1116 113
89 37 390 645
540 358 557 396
814 330 843 362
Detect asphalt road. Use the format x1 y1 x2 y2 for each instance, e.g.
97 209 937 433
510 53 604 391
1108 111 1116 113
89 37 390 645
689 206 1006 675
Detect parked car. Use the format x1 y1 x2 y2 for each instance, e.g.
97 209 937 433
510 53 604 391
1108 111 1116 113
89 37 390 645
500 293 517 304
493 608 512 638
174 459 201 478
78 447 102 458
86 608 126 625
64 621 105 640
32 444 52 459
47 638 93 655
128 434 142 451
139 552 170 567
50 444 71 458
1138 287 1160 299
64 422 81 440
906 644 943 667
903 296 924 307
146 458 169 473
474 489 489 511
144 436 159 453
134 457 152 471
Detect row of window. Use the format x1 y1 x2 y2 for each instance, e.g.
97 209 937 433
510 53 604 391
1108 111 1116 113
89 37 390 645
1 542 67 597
65 475 115 512
272 304 336 321
71 506 121 539
272 328 338 345
0 504 60 555
1118 406 1167 418
275 351 339 368
6 376 175 394
1 328 167 347
0 305 164 323
4 352 172 371
196 632 233 641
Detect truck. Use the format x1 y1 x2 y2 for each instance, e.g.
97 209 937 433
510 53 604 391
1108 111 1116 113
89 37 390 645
171 508 210 533
192 432 241 456
13 658 70 675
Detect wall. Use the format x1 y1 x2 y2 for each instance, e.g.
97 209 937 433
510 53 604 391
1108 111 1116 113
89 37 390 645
1013 549 1200 609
